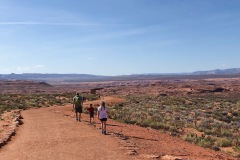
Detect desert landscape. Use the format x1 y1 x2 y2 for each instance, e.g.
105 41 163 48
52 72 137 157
0 77 240 159
1 0 239 159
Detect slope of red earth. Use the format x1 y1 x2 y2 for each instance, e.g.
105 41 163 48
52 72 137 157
1 96 236 160
0 106 134 160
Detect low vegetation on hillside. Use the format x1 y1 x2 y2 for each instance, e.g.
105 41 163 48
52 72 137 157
109 94 240 156
0 93 69 114
0 92 99 115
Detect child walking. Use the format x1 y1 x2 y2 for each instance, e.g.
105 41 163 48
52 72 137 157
88 104 94 124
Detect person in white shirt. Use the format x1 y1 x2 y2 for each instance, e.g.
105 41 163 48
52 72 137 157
97 101 108 135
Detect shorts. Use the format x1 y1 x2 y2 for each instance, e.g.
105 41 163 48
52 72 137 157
75 106 82 113
90 112 94 118
100 118 107 122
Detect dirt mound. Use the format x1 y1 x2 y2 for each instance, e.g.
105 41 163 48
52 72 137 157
0 110 22 148
0 80 66 94
84 96 126 107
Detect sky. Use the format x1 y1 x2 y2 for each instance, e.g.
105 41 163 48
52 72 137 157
0 0 239 76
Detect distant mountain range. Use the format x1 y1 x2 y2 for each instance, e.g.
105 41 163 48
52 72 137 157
192 68 240 75
1 68 240 83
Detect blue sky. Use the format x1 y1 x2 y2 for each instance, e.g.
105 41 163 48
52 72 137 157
0 0 239 75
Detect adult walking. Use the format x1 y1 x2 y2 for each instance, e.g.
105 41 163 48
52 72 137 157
97 101 108 135
73 93 84 121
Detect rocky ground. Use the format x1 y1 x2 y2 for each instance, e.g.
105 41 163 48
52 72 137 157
0 78 240 159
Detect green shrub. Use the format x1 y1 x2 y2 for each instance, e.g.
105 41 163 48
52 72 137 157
183 132 197 143
214 138 232 147
198 137 215 148
233 146 240 153
0 93 74 113
84 94 100 101
108 94 240 150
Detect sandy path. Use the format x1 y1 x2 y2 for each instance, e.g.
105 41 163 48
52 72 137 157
0 107 133 160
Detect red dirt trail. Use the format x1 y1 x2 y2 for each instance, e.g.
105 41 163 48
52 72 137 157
0 107 133 160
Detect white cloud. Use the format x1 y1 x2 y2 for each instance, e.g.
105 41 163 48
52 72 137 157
17 65 45 71
33 65 45 68
88 57 96 60
75 24 170 44
1 68 11 72
0 21 123 26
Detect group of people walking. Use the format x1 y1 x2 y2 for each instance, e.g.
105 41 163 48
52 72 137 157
72 93 108 135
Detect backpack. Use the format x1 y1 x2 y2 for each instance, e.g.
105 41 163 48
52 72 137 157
74 96 82 106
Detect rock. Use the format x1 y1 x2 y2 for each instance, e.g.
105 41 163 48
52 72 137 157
140 154 161 159
127 149 138 155
159 94 167 97
211 87 225 92
161 155 183 160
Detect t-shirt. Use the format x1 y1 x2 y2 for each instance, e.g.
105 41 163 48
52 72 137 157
98 106 108 119
73 95 83 106
88 107 94 113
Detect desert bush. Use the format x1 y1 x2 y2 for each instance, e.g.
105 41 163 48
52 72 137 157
198 118 213 130
84 93 100 101
0 93 74 115
221 129 233 137
214 138 232 147
232 111 239 117
183 133 216 149
183 132 198 143
233 146 240 153
237 101 240 110
107 94 240 151
198 136 215 148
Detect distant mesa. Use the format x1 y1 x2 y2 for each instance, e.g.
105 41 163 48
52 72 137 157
192 68 240 75
0 68 240 83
